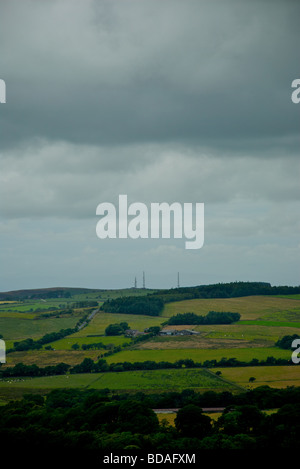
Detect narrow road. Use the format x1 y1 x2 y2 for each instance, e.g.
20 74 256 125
77 308 98 331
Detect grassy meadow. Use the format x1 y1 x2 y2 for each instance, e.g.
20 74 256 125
0 368 241 394
162 295 300 321
212 365 300 389
50 335 131 350
72 310 163 337
0 315 81 342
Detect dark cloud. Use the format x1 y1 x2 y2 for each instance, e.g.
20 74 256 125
0 0 299 149
0 0 299 290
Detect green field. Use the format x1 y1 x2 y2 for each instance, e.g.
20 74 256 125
139 323 300 350
4 349 101 367
0 312 37 319
1 291 299 399
85 368 240 392
162 295 300 321
213 365 300 389
50 335 131 350
105 347 291 364
72 311 164 337
0 315 81 341
0 300 70 313
0 368 241 395
195 323 299 341
274 294 300 300
239 320 300 328
0 288 155 311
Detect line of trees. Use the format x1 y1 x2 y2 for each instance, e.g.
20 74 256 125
166 311 241 326
37 308 73 319
0 362 71 377
0 355 294 379
72 342 115 351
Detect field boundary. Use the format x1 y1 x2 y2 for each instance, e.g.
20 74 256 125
205 368 247 392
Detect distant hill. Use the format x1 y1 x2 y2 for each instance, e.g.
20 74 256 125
0 287 101 301
1 281 299 302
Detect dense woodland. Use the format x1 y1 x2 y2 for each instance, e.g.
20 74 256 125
166 311 241 326
0 386 299 457
151 281 300 302
101 296 164 316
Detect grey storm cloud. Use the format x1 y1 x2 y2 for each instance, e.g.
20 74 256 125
0 0 299 290
1 140 299 220
0 0 299 149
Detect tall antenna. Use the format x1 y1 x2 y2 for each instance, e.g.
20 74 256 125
143 271 145 289
177 272 180 288
134 276 137 289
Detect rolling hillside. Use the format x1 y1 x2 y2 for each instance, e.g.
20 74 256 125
0 282 299 402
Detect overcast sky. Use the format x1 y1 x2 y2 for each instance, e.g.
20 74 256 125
0 0 299 291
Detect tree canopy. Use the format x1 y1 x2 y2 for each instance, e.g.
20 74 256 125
276 334 300 349
105 322 129 336
167 311 241 326
101 296 164 316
